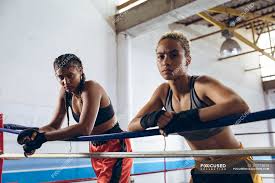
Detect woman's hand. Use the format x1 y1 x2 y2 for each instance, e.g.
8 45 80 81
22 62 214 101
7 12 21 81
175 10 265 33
158 111 175 135
17 128 47 157
23 145 36 157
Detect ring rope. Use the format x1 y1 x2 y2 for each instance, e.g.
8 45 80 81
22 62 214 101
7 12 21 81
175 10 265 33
0 147 275 159
1 108 275 141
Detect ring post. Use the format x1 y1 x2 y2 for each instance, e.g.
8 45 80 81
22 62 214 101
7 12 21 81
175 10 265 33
0 113 3 183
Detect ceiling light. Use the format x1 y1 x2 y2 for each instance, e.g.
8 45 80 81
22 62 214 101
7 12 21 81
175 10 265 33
220 29 241 57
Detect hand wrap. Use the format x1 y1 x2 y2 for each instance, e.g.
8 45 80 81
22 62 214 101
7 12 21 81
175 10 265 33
140 110 166 129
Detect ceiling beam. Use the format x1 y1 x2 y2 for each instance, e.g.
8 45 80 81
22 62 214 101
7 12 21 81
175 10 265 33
190 11 275 42
197 12 226 28
218 47 274 61
115 0 194 33
115 0 230 36
208 6 275 23
190 30 222 41
183 3 275 27
197 12 275 62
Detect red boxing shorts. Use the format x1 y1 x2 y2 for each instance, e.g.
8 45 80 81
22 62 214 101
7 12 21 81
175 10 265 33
89 138 133 183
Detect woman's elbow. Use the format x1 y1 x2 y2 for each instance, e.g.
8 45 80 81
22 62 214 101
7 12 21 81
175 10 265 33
81 131 91 136
241 103 250 113
79 126 92 136
127 118 140 132
127 122 134 132
231 97 250 113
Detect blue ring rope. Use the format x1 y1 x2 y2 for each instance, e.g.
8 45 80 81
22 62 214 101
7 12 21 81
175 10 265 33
0 108 275 141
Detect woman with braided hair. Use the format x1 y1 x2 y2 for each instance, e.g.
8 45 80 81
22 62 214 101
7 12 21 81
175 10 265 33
17 53 133 183
128 31 262 183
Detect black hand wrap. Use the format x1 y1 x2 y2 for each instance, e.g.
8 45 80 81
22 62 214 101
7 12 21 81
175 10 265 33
17 128 47 155
17 128 39 145
163 109 203 135
140 110 166 129
23 144 36 156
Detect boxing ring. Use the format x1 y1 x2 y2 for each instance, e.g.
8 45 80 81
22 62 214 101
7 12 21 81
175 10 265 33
1 109 275 182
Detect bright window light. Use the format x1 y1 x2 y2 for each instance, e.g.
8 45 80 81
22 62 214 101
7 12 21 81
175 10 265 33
258 31 275 79
116 0 148 13
116 0 130 6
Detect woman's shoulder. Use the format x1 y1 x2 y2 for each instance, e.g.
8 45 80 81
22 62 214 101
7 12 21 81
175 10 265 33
194 75 217 85
193 75 224 93
83 80 105 94
161 82 170 91
84 80 101 89
155 82 170 102
155 82 169 93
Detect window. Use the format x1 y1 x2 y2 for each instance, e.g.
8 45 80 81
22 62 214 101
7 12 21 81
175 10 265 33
116 0 148 13
258 30 275 82
116 0 130 6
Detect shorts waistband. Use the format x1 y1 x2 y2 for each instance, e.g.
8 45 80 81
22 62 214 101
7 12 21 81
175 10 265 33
90 122 122 147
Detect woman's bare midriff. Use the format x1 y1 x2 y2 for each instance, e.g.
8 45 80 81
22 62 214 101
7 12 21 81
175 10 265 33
186 127 241 161
91 115 118 135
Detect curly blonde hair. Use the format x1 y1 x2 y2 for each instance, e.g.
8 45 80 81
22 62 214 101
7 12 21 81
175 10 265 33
157 31 191 58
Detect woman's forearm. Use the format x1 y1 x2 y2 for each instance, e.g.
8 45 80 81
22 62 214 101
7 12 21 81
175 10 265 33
128 118 145 132
39 125 58 133
199 99 249 122
44 124 90 141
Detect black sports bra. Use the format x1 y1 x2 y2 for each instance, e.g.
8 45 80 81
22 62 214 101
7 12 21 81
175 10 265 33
65 92 115 127
164 76 224 141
